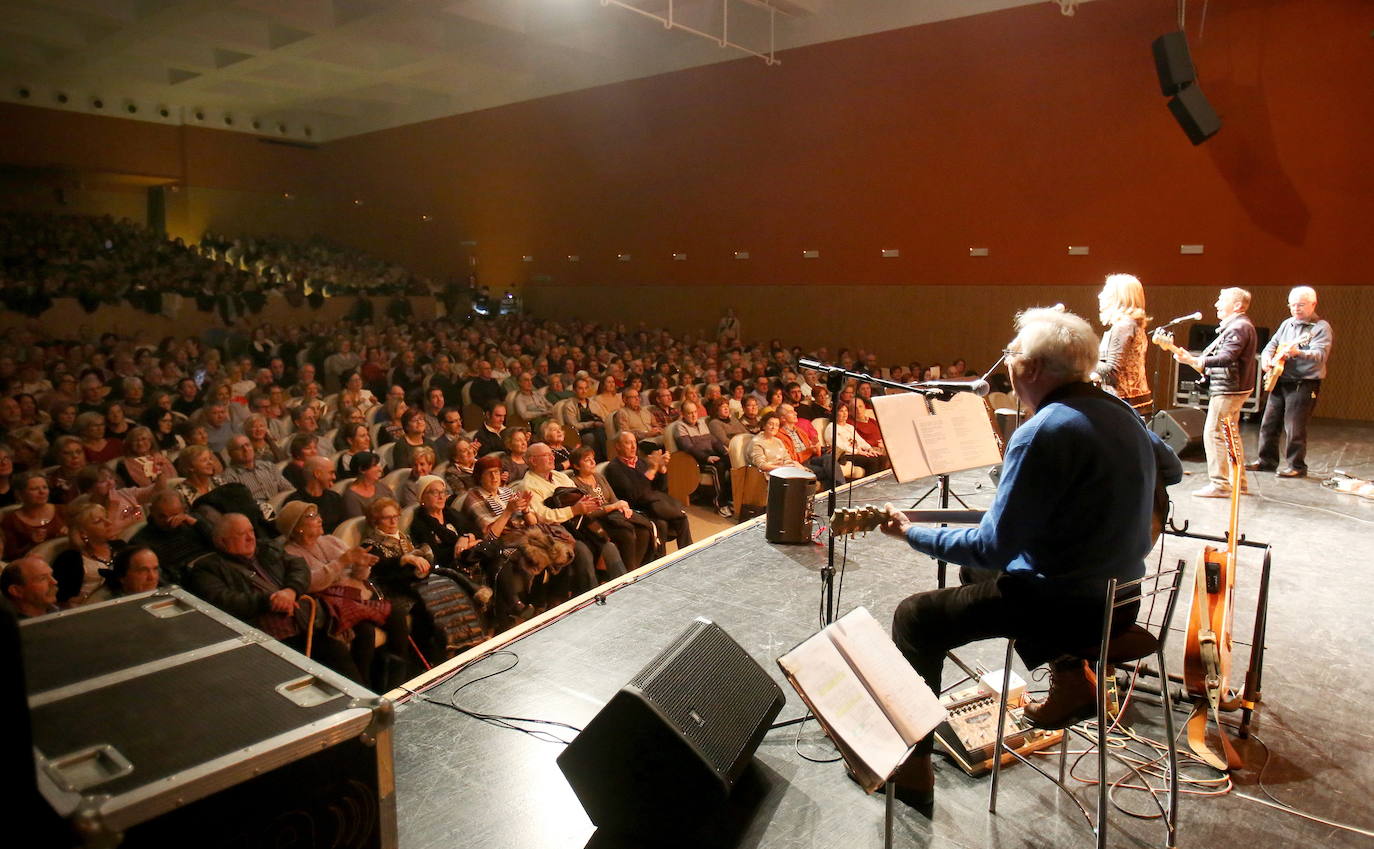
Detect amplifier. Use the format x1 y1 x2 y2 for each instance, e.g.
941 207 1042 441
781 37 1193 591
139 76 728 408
557 618 784 835
21 588 396 849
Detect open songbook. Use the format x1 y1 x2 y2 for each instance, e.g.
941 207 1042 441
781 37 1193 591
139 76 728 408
870 391 1003 482
777 607 947 792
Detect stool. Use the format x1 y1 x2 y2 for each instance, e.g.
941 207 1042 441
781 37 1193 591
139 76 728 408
988 564 1186 849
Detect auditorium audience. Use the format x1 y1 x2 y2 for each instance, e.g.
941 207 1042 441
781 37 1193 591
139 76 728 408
285 456 347 533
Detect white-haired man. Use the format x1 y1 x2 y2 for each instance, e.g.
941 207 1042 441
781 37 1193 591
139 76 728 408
1246 286 1333 478
880 307 1182 812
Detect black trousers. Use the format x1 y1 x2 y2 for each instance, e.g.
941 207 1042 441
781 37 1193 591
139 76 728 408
891 566 1128 755
1256 378 1321 472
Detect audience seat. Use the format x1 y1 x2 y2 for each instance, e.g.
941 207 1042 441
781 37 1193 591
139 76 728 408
727 433 767 514
118 520 146 541
334 516 366 548
375 442 396 470
30 538 72 564
381 467 412 493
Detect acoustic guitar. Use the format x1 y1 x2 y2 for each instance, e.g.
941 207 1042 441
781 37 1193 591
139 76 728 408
1262 331 1312 392
1182 418 1245 770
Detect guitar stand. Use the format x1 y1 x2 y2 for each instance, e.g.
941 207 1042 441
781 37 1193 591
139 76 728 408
1160 517 1274 738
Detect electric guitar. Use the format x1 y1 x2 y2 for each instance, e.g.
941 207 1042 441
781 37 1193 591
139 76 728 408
1182 418 1245 770
1262 331 1312 392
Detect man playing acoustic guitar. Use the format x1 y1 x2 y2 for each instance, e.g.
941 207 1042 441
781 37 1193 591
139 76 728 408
879 307 1182 813
1246 286 1333 479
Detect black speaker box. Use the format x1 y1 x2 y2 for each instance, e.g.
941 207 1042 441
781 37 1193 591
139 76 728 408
557 618 785 835
1168 84 1222 145
1152 407 1206 456
1152 31 1196 96
765 469 813 544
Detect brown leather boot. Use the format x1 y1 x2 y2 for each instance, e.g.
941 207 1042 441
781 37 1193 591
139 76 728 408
1023 657 1097 730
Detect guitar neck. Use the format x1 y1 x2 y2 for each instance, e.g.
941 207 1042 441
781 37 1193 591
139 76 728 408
896 509 987 524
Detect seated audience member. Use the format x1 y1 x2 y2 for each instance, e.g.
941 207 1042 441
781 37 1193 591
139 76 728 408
391 408 431 470
72 464 149 536
674 400 733 517
286 456 347 533
104 403 132 442
282 432 319 490
567 446 655 572
517 441 626 583
419 388 446 441
172 378 201 416
750 412 807 474
45 402 80 445
544 372 573 403
761 386 786 417
222 435 293 505
613 387 659 440
500 427 530 484
173 444 225 505
342 452 394 519
739 396 763 434
243 414 287 463
797 385 832 421
86 546 161 604
279 501 402 688
444 437 478 495
131 491 207 585
117 425 177 487
852 397 885 454
778 404 832 488
0 444 12 507
472 402 508 458
540 420 573 472
289 401 322 442
467 360 505 410
708 397 749 448
511 371 552 426
48 435 88 504
398 446 438 508
199 402 236 452
408 476 501 618
77 409 122 461
820 402 887 479
604 432 692 553
338 371 379 419
590 375 623 422
187 513 361 682
336 423 372 478
559 378 605 457
2 557 59 619
376 396 407 445
3 471 65 560
431 407 466 461
648 388 680 432
52 502 125 607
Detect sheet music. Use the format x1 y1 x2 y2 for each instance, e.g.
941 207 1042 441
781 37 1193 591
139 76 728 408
827 608 947 748
873 391 1001 481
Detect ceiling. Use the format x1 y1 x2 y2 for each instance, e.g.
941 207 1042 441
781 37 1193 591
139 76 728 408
0 0 1072 142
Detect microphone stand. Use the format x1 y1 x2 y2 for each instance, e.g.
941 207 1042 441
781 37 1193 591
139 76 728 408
799 359 943 625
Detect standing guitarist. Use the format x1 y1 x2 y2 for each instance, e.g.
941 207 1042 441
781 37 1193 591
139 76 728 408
1246 286 1333 478
1170 288 1257 499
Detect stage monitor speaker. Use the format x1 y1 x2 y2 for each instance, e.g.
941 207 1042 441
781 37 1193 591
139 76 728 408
1151 407 1205 457
1152 31 1196 96
765 466 814 543
1168 84 1222 145
557 618 785 836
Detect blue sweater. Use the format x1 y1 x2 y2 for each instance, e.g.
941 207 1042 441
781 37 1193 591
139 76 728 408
905 383 1181 586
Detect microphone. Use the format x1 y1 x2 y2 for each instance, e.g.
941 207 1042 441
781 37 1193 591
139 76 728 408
1160 311 1203 330
914 378 991 397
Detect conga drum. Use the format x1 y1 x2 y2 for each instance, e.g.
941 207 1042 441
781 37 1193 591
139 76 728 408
766 466 814 544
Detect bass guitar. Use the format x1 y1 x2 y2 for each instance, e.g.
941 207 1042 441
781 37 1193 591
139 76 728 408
1262 331 1312 392
1182 418 1245 770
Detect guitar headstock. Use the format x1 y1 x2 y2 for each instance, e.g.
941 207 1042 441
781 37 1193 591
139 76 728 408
1150 327 1175 345
1221 418 1243 468
831 506 888 537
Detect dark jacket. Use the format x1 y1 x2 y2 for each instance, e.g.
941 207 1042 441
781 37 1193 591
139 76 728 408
1202 314 1257 395
185 539 310 628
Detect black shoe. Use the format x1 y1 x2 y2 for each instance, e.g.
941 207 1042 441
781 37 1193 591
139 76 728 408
1024 658 1097 730
1244 461 1276 472
1277 468 1307 478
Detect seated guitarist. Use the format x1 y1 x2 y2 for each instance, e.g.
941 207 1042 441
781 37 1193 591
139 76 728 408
878 307 1182 814
1246 286 1333 479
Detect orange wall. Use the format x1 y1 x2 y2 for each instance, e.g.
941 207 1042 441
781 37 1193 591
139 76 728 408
317 0 1374 289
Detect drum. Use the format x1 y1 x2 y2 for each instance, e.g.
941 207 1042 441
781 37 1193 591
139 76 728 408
766 466 815 544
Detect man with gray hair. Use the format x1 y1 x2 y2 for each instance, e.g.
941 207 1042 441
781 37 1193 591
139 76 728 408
222 435 293 503
1170 287 1257 497
1247 286 1333 478
187 513 360 682
879 307 1182 812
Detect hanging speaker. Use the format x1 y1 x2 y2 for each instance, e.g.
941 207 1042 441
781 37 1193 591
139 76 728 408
1167 84 1222 145
1152 31 1196 96
557 618 784 836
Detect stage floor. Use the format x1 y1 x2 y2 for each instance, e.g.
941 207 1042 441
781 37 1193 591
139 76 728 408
390 418 1374 848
